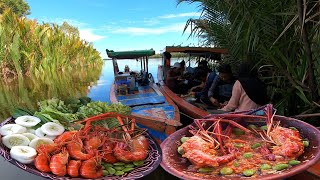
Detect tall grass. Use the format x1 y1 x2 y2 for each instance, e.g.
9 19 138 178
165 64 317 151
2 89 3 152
0 9 104 120
0 9 103 79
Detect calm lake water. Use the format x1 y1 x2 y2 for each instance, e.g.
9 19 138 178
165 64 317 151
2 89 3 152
0 57 186 121
84 57 188 102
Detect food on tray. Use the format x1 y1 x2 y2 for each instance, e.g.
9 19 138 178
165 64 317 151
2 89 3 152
33 112 149 178
0 98 156 179
177 104 305 177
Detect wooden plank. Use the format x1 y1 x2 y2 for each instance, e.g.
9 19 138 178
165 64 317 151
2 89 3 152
307 160 320 177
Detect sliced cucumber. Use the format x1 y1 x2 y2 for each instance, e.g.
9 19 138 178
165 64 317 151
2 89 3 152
35 128 57 140
10 146 37 164
0 124 27 136
26 128 36 134
35 128 46 138
22 133 38 141
29 138 54 149
40 122 65 136
2 134 30 149
14 116 41 127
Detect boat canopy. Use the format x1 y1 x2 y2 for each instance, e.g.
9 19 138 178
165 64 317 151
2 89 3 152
164 46 227 60
106 49 155 59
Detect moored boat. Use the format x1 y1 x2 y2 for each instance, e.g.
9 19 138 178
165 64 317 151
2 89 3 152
107 49 181 143
157 46 227 119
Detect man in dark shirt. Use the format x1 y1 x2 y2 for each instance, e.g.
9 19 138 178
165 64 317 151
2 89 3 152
201 64 235 107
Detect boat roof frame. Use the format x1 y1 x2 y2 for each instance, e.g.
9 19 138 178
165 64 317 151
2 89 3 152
106 49 155 59
164 46 227 60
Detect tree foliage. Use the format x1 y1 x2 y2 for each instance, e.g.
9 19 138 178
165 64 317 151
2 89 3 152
60 22 80 37
0 0 30 17
178 0 320 117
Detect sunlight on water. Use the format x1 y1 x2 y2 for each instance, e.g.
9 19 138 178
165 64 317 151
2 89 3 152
0 58 189 120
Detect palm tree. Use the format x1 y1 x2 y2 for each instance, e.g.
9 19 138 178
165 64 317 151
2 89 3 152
178 0 320 117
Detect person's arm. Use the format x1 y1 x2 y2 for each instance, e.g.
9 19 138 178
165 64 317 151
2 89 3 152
208 76 219 98
190 81 205 92
207 76 220 106
221 80 242 111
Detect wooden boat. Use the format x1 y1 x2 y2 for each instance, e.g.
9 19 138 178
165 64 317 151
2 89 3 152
157 46 228 119
107 49 181 143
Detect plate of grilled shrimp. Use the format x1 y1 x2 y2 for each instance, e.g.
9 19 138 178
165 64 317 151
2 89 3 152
0 112 162 179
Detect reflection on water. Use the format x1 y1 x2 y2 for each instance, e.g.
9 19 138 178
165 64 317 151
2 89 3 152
0 64 102 120
0 58 186 121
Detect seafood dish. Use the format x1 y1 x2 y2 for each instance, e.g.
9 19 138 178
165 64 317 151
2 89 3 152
0 112 162 179
161 104 320 179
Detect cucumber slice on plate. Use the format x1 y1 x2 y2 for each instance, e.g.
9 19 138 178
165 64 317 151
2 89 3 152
0 124 27 136
40 122 65 136
29 137 54 149
22 133 38 141
14 116 41 127
10 146 37 164
2 134 30 148
35 128 57 140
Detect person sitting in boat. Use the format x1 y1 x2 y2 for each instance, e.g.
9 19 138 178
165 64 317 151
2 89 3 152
187 60 212 88
124 65 130 73
166 62 183 93
189 69 217 102
219 62 268 112
202 63 236 108
179 60 186 75
187 68 208 92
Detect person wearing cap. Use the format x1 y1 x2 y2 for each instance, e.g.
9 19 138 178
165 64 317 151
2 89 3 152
202 64 236 107
166 62 183 93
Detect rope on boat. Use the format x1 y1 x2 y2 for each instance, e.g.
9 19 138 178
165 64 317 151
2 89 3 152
178 110 195 121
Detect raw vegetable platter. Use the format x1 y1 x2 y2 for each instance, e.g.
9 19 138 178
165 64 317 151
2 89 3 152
161 113 320 180
0 117 162 180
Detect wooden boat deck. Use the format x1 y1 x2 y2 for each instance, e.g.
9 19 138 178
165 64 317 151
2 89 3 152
110 82 180 143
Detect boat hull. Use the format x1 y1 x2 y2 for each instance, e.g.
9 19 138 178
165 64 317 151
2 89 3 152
157 65 209 119
110 82 180 143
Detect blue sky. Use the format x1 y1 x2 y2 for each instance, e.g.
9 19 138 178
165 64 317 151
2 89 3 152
26 0 202 58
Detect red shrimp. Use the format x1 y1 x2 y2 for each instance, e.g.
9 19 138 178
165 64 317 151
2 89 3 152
85 136 103 150
114 135 149 162
34 153 51 173
79 157 102 179
261 105 304 159
181 135 236 168
50 148 69 176
34 143 61 173
100 142 118 163
67 160 82 177
269 126 304 158
54 131 78 144
67 138 94 160
36 143 59 154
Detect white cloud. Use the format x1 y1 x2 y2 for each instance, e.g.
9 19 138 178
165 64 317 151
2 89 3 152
31 17 105 42
158 12 201 19
79 29 106 42
34 17 87 28
111 23 189 35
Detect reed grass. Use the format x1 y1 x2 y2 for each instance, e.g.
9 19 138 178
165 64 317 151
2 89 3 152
0 9 103 79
